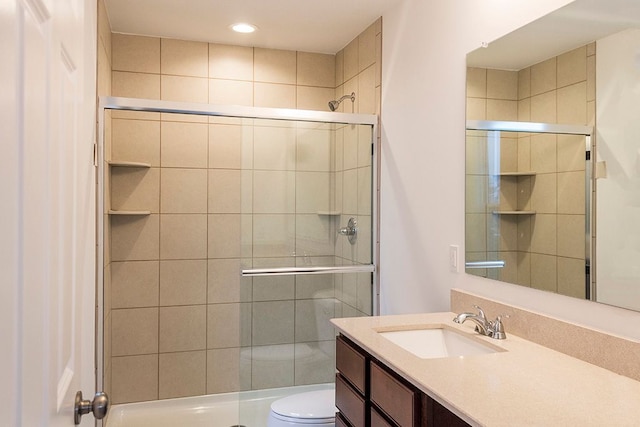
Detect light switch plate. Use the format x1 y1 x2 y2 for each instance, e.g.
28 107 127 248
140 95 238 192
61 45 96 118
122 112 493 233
449 245 459 273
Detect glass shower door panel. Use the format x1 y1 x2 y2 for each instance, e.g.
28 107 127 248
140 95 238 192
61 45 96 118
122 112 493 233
236 118 374 421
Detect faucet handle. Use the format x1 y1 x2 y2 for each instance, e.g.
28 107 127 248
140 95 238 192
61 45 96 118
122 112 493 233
491 314 510 340
473 304 487 320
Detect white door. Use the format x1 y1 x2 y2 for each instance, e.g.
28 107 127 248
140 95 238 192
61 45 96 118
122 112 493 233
0 0 98 425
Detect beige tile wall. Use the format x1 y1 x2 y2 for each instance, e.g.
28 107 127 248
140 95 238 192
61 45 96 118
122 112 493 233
106 18 380 404
97 0 112 402
465 44 594 298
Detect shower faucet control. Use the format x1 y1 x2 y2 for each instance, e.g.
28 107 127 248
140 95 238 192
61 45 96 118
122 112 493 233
338 217 357 245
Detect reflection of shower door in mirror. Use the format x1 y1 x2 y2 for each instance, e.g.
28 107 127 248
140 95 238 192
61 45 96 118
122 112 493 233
465 121 592 299
99 97 377 424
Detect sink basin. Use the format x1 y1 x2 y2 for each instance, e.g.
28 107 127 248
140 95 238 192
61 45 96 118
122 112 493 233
378 327 501 359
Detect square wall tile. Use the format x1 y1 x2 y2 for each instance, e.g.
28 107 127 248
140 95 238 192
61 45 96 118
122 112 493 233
207 348 250 393
297 52 335 88
251 344 294 389
112 119 160 166
160 121 208 168
297 127 332 172
160 214 207 259
254 83 296 109
557 257 586 298
557 46 587 88
531 173 557 214
557 215 585 259
160 260 207 306
530 214 557 255
517 136 531 172
111 355 158 404
530 134 557 174
466 67 487 98
557 171 585 214
209 123 253 169
209 79 253 106
210 169 250 214
518 98 531 122
335 49 344 87
530 57 557 96
295 299 335 342
252 301 294 346
517 216 532 252
208 214 247 258
253 214 295 258
358 167 372 215
207 303 251 348
486 100 517 121
465 175 487 214
209 44 254 81
161 75 208 103
159 305 206 352
530 91 557 123
111 167 160 213
343 38 358 82
254 48 296 84
518 67 531 100
358 22 376 72
465 214 487 253
254 171 295 214
557 82 587 125
466 98 486 121
112 308 158 356
357 125 373 168
499 137 518 173
296 172 330 213
111 215 160 261
208 258 252 303
342 169 358 215
296 86 335 112
530 253 557 293
112 71 160 100
112 34 160 73
252 257 295 302
357 66 376 115
516 252 531 287
295 214 333 256
161 169 208 214
356 272 372 314
295 258 334 299
111 261 159 309
558 134 586 172
487 69 518 100
161 39 208 77
253 125 296 170
159 351 206 399
294 341 335 386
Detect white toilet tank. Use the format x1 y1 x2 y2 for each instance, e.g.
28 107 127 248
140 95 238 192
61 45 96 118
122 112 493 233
267 389 336 427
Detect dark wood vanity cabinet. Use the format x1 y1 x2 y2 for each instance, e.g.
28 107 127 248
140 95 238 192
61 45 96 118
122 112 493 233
336 334 470 427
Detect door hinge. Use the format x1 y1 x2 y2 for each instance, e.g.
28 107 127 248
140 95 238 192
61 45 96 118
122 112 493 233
93 142 98 167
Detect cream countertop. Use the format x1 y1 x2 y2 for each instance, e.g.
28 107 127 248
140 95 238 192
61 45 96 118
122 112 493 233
331 312 640 427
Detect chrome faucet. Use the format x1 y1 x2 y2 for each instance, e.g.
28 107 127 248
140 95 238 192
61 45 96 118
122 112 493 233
453 305 508 339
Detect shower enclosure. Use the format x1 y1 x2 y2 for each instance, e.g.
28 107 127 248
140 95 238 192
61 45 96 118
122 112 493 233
97 97 377 423
465 120 593 299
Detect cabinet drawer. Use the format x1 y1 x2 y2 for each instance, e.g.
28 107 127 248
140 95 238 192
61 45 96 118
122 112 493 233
336 374 366 427
336 335 367 395
336 412 353 427
371 406 395 427
370 361 418 427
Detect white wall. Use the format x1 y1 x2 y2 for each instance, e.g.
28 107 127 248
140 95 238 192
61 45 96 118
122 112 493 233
380 0 640 340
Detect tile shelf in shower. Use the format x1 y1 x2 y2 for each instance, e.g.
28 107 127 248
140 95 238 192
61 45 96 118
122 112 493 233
492 171 537 176
317 211 342 216
492 210 536 215
108 210 151 216
107 160 151 168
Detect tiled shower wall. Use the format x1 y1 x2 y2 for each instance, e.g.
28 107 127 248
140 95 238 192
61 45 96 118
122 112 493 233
103 19 381 404
466 43 595 298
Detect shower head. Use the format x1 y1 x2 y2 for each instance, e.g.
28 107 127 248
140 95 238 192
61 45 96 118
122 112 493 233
328 92 356 111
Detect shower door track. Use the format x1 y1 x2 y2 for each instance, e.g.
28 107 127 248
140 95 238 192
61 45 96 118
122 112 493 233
97 96 380 397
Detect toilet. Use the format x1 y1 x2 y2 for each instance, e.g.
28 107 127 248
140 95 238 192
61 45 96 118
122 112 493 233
267 389 336 427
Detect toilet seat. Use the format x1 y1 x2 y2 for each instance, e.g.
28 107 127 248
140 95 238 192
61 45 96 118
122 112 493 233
269 389 335 425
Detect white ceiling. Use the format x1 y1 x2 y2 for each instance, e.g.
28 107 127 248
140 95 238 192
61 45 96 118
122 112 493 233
467 0 640 70
104 0 401 54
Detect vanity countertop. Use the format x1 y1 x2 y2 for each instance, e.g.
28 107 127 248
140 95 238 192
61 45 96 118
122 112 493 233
331 312 640 427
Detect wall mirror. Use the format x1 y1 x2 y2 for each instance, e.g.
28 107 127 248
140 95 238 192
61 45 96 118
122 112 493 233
464 0 640 312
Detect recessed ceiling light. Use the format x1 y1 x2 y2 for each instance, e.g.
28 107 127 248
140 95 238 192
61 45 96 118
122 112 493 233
231 23 257 33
